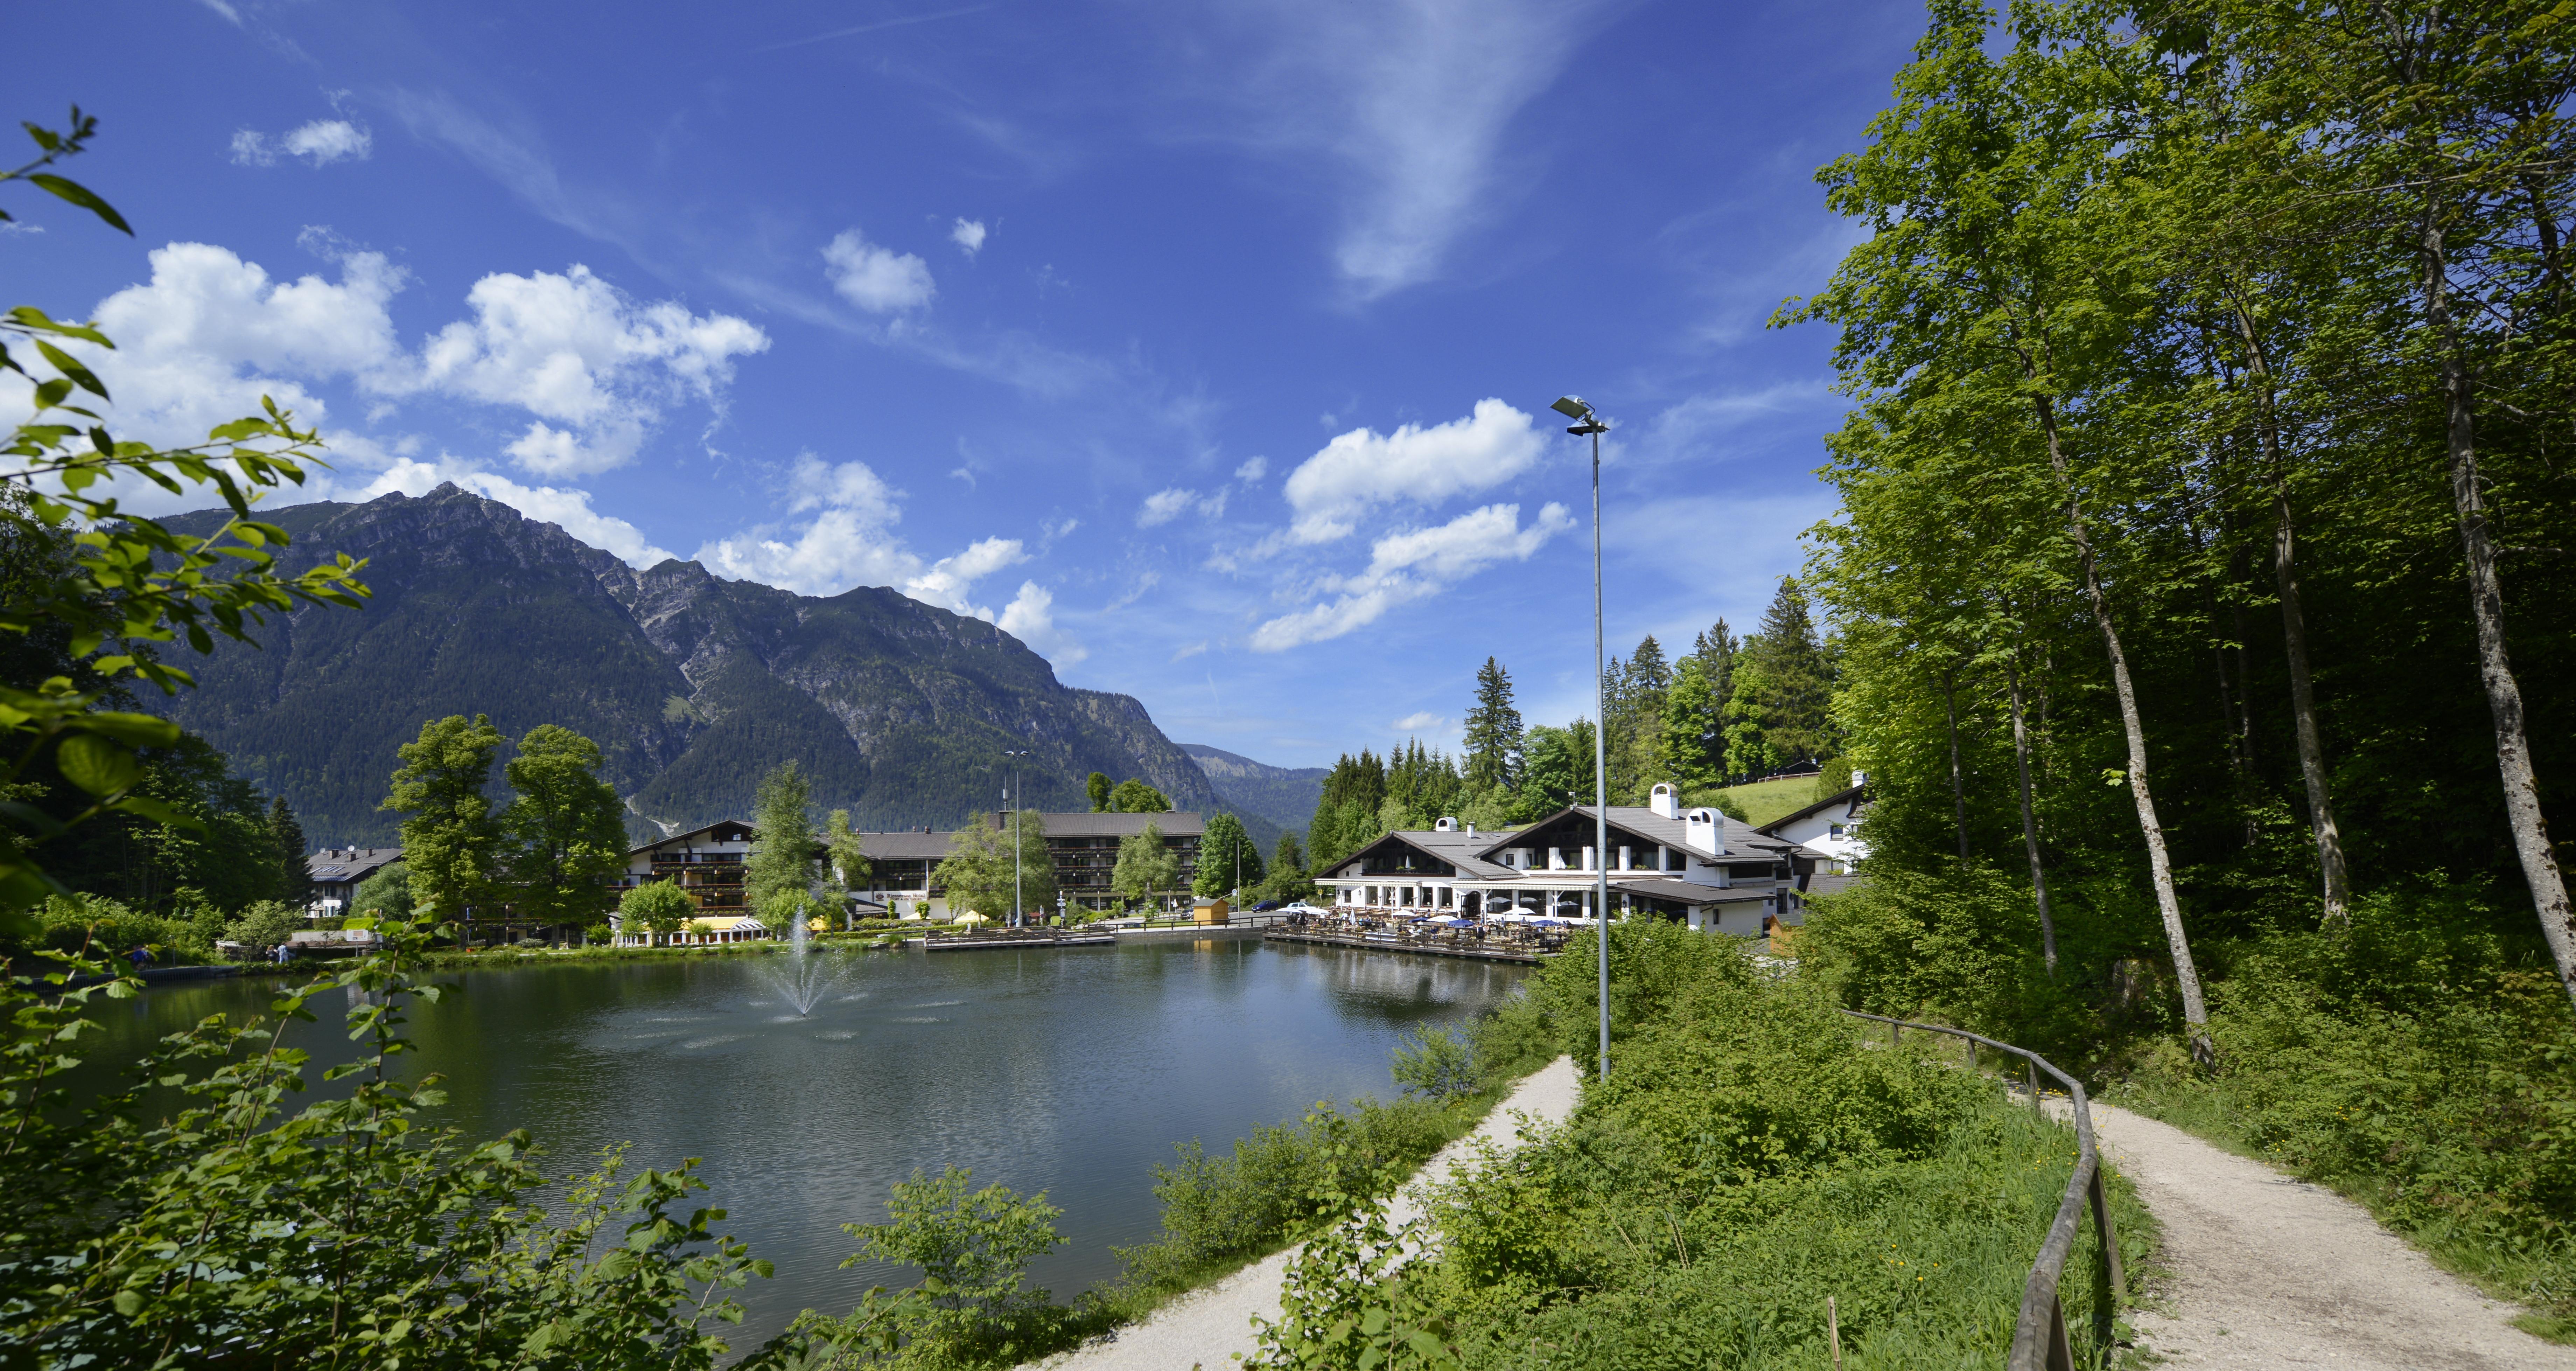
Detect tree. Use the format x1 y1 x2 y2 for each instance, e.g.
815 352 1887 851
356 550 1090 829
1085 772 1112 813
498 724 625 932
1195 813 1265 898
1461 657 1523 793
1264 830 1310 902
1660 656 1727 793
1514 721 1596 819
222 898 303 955
934 813 1055 920
265 795 309 909
381 715 505 923
350 862 412 921
824 809 873 928
619 878 693 945
1602 634 1672 802
1739 579 1834 769
1111 820 1180 912
746 761 816 917
1108 779 1170 813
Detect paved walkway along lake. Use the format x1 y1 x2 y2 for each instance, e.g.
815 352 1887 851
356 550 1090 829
1035 1055 1583 1371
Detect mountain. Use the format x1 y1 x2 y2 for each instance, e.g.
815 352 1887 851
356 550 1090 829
159 483 1220 846
1180 744 1329 856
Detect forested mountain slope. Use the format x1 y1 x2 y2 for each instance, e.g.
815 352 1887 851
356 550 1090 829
1180 744 1327 853
160 484 1217 845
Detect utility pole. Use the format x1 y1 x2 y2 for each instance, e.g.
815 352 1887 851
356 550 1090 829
1554 395 1615 1079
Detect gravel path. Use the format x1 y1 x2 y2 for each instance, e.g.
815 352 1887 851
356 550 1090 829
2079 1099 2576 1369
1032 1056 1583 1371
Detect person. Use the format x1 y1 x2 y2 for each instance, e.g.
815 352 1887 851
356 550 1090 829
126 944 150 972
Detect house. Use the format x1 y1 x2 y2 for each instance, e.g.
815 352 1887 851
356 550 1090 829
1757 774 1869 878
1314 784 1828 938
854 810 1206 916
305 846 403 918
608 812 1207 939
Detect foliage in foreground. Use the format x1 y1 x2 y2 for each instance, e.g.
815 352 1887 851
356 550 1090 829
1252 929 2148 1370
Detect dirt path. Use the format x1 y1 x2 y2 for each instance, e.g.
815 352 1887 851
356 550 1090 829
2079 1099 2575 1369
1032 1056 1583 1371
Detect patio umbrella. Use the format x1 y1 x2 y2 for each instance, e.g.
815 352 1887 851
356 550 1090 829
954 911 989 925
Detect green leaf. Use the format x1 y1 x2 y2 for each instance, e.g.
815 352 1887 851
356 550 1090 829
54 732 140 795
111 795 202 831
78 712 182 748
27 173 132 235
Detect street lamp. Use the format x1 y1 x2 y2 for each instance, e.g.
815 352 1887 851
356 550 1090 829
1552 394 1614 1080
1002 750 1030 926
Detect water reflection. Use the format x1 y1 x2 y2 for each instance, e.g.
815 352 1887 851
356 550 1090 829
72 936 1523 1339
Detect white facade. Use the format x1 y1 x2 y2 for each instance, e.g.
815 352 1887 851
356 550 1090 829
1756 775 1869 875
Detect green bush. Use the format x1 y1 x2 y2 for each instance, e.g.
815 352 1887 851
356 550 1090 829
800 1166 1074 1369
1252 918 2149 1370
222 898 305 954
29 891 215 964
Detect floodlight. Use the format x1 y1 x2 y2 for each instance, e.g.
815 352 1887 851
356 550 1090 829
1550 395 1591 420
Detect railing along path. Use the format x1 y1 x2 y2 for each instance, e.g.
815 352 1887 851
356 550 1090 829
1839 1010 2124 1371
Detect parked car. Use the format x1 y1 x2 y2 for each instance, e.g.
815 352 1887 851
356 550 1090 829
1251 899 1282 912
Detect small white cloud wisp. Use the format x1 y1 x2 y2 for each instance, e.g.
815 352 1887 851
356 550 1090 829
951 218 989 257
231 119 373 167
1251 500 1573 651
1281 398 1544 544
824 229 937 312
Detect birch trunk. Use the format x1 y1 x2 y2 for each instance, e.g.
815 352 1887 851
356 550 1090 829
2029 389 2213 1056
2006 656 2058 975
2417 212 2576 1014
2233 304 2353 923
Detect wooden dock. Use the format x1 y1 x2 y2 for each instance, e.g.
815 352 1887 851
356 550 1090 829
1261 928 1548 964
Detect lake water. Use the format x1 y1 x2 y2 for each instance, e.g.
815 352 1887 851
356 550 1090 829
77 934 1527 1337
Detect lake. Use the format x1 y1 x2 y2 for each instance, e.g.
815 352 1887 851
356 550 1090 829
76 934 1527 1338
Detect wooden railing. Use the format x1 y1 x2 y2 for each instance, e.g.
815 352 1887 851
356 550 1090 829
1838 1010 2124 1371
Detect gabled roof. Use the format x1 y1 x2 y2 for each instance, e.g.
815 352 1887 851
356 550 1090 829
1338 828 1514 880
1757 784 1867 836
1615 877 1771 906
630 820 755 856
1478 805 1804 864
1017 810 1205 838
857 830 953 861
306 846 403 882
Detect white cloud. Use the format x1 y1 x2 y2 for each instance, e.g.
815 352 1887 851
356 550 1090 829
232 119 373 167
198 0 243 23
1136 486 1228 527
1172 640 1209 662
1206 1 1616 299
1281 398 1544 544
1391 711 1446 732
951 218 988 257
1251 501 1573 651
997 580 1087 666
824 229 936 312
905 537 1030 615
1234 455 1268 482
50 243 767 486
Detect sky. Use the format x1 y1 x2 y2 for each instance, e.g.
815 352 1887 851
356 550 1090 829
11 0 1924 769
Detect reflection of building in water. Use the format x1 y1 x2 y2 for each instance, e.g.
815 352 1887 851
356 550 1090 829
1314 785 1833 938
1284 941 1531 1007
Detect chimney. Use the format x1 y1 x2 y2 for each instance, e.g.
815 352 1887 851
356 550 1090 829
1850 770 1867 789
1684 807 1726 856
1465 823 1476 838
1434 816 1456 832
1649 783 1680 820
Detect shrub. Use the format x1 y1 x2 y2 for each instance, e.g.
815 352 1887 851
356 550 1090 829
29 892 215 963
801 1166 1072 1368
1392 1024 1479 1103
222 898 305 954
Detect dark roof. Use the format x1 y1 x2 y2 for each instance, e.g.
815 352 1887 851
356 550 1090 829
1335 828 1515 879
1480 805 1803 864
1014 811 1204 839
1615 878 1771 906
306 846 402 882
628 820 755 856
1757 785 1868 836
856 831 953 861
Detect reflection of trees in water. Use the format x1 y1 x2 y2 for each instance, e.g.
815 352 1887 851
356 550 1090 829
1273 945 1528 1028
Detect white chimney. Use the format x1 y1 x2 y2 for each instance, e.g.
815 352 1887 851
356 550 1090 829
1684 807 1726 855
1649 783 1680 820
1435 816 1456 831
1851 770 1867 789
1465 823 1476 838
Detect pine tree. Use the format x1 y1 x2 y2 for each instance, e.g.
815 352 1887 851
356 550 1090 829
1690 619 1738 704
1461 657 1523 793
1661 657 1727 792
1612 634 1672 801
265 795 310 909
1744 579 1834 768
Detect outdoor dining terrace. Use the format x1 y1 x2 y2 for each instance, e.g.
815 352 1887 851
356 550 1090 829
1260 907 1571 964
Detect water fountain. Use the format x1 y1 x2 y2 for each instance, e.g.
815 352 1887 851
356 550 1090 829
762 900 845 1016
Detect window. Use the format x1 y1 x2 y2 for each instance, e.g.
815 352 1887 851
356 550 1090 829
1828 823 1845 838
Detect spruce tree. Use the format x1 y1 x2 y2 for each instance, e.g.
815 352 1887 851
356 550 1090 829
1745 579 1834 767
746 761 817 921
1461 657 1523 793
265 795 310 909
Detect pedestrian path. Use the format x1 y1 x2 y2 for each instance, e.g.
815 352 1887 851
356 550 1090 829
1032 1056 1583 1371
2076 1099 2576 1369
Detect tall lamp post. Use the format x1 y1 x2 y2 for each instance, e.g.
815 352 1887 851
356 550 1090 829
1001 750 1030 926
1552 394 1614 1079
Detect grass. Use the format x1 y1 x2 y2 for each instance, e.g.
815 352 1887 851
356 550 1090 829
1710 775 1833 827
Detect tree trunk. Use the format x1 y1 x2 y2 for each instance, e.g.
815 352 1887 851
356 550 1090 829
2030 389 2213 1058
1943 666 1970 864
2006 655 2058 975
2234 303 2353 923
2418 210 2576 1014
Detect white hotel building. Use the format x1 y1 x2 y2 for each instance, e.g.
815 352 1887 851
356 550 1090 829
1317 784 1834 938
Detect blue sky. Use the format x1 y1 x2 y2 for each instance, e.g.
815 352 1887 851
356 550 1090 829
14 0 1921 768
